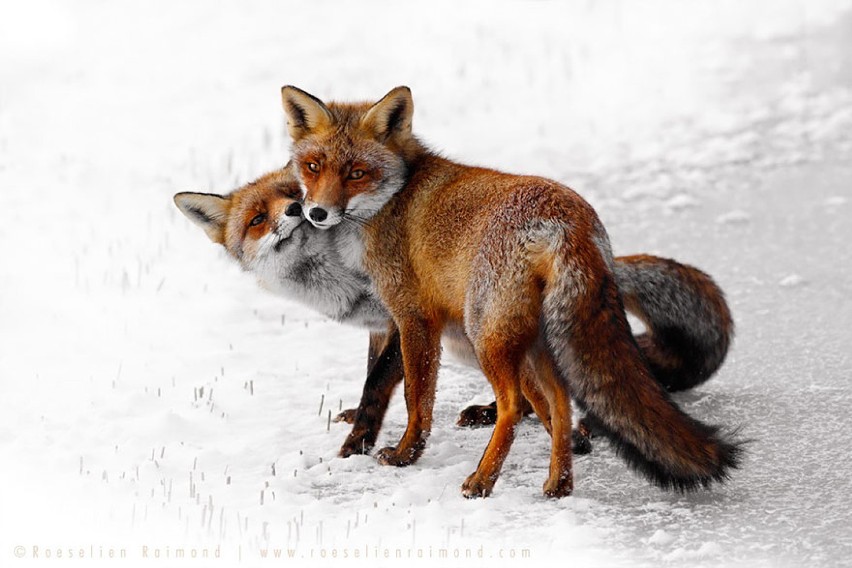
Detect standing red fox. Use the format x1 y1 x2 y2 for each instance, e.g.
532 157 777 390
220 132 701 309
174 167 734 460
281 85 742 498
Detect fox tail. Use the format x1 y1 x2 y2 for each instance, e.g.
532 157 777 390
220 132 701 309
615 255 734 392
542 242 741 490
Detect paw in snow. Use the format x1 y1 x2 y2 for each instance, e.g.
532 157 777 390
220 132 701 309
572 425 593 455
333 408 357 424
542 472 573 498
456 403 497 427
461 471 496 499
338 438 372 458
339 423 379 458
375 444 422 467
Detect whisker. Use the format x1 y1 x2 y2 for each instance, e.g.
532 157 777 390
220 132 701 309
343 214 370 228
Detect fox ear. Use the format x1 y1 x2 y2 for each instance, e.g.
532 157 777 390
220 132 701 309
280 86 333 141
362 86 413 141
174 192 230 244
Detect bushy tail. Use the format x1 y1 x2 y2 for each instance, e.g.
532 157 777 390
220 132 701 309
542 254 741 491
614 255 734 392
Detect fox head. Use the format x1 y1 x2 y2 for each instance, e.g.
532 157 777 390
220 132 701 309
280 85 418 229
173 167 307 272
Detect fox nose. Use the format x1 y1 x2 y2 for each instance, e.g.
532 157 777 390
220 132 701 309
285 202 302 217
309 208 328 223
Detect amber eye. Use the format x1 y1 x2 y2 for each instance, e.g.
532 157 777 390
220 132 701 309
349 169 365 180
249 213 267 227
307 162 320 173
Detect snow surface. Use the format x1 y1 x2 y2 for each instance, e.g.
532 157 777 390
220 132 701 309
2 1 852 566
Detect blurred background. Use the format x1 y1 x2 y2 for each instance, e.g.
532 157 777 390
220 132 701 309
1 1 851 566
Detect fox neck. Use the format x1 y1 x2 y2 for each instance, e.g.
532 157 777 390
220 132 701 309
251 226 389 329
365 148 453 218
391 134 431 169
351 142 437 228
330 144 433 267
331 218 368 272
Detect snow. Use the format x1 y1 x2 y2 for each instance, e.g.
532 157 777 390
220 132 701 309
779 274 807 288
715 210 752 226
1 0 851 566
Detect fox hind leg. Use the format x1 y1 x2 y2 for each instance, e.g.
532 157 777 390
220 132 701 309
461 343 526 498
528 346 574 497
457 388 593 455
520 362 553 434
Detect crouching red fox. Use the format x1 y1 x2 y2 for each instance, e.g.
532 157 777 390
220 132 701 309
280 85 742 498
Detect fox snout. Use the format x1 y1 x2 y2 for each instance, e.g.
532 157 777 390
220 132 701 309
284 201 302 217
275 201 305 240
308 207 327 223
304 201 343 229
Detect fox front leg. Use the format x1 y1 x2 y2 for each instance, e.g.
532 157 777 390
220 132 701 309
334 328 398 424
375 319 442 467
338 328 404 457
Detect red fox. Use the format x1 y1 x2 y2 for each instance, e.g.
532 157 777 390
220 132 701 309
457 253 734 429
174 167 734 464
174 169 389 329
280 85 741 497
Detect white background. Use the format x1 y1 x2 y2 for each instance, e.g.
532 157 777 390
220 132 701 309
1 1 851 566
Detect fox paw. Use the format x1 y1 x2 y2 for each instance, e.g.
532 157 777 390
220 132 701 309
338 438 372 458
333 408 358 425
542 474 573 498
375 446 419 467
456 404 497 428
461 473 496 499
572 429 593 455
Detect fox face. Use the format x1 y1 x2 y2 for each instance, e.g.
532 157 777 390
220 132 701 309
174 168 307 273
174 166 391 328
280 86 416 229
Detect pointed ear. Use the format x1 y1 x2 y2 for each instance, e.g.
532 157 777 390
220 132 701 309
280 85 333 141
362 86 413 141
173 192 230 244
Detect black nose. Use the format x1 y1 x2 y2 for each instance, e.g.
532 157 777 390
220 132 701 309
285 202 302 217
309 208 328 223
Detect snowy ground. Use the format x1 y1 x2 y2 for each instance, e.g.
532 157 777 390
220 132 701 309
2 1 852 566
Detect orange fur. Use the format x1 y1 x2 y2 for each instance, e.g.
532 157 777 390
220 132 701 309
282 86 741 497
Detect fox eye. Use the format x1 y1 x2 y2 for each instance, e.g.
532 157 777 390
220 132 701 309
348 169 365 180
307 162 320 173
249 213 267 227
